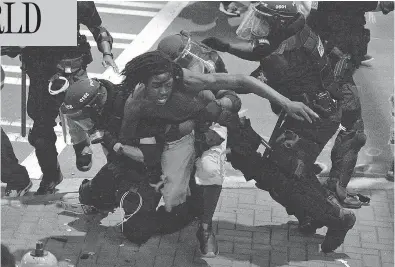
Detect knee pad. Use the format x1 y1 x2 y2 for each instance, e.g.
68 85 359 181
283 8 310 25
338 208 356 229
352 130 367 148
347 120 366 149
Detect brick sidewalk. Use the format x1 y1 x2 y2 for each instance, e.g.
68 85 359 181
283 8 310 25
1 177 394 267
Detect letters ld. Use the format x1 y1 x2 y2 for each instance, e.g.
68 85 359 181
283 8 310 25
0 2 41 34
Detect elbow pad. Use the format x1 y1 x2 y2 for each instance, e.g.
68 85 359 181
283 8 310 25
252 39 273 58
96 26 114 50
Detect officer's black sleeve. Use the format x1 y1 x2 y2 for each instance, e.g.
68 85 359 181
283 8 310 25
78 1 102 28
355 1 379 12
78 1 113 50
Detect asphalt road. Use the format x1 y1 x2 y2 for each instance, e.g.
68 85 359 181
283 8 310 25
1 1 394 182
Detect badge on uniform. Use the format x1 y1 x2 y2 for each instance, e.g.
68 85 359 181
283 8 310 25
317 37 324 57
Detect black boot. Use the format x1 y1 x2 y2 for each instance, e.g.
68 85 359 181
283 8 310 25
321 204 356 253
35 163 63 195
73 140 92 172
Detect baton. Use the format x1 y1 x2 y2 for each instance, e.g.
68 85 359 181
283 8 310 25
59 109 68 144
262 110 286 157
20 55 27 137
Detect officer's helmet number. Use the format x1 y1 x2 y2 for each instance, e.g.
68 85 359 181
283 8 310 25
275 5 287 9
80 93 90 103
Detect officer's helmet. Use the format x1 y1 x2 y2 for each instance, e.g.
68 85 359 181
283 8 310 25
158 31 217 73
237 1 303 40
60 78 107 125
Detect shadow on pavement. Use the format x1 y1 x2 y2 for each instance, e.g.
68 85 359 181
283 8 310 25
7 217 352 267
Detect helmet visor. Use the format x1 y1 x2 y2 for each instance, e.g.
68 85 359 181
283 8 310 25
175 34 216 73
74 117 96 132
236 3 270 40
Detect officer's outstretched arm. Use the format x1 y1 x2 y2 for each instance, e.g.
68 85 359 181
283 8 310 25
202 37 259 61
183 69 319 123
228 42 260 61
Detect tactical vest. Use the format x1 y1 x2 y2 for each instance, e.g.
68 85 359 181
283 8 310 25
261 25 339 101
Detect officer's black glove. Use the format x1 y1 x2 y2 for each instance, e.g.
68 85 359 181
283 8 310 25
380 1 394 14
201 37 230 52
1 46 23 58
203 100 223 122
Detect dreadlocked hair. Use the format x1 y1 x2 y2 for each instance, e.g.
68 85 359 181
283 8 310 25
120 50 184 95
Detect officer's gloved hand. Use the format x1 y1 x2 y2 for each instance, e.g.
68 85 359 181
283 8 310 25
201 37 230 52
379 1 394 14
204 100 223 121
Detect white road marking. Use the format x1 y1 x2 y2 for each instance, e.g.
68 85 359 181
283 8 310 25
0 119 63 133
97 7 157 17
95 1 165 9
1 118 34 128
238 109 247 116
4 133 29 143
80 30 136 40
102 1 190 83
336 259 351 267
3 68 102 86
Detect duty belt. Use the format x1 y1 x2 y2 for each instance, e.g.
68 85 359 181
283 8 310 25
292 90 337 118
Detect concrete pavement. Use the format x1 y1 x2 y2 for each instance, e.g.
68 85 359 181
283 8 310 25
1 175 393 267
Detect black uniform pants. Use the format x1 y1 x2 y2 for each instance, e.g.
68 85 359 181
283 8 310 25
257 108 349 228
1 128 30 189
78 158 163 244
25 60 87 183
329 80 366 187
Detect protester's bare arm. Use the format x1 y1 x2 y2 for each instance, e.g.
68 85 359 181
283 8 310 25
183 69 319 122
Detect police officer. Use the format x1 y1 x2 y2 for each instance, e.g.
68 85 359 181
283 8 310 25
307 1 393 208
62 50 319 245
1 65 32 197
202 1 357 252
6 1 117 195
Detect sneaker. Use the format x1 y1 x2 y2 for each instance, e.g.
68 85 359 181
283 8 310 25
341 195 362 209
75 145 93 172
4 180 33 197
196 223 219 257
34 172 63 195
321 208 356 253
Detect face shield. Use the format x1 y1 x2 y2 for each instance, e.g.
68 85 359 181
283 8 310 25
175 32 217 73
236 3 271 41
